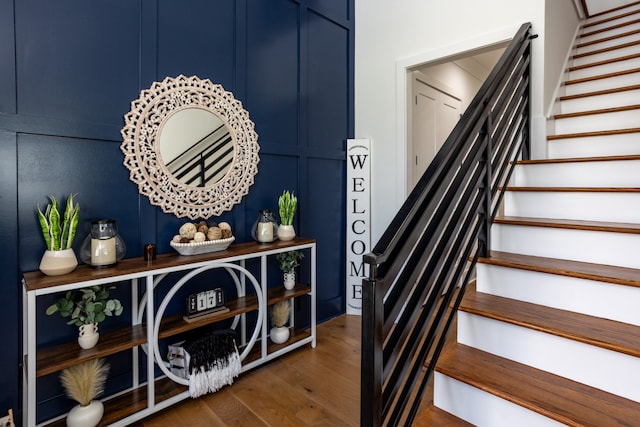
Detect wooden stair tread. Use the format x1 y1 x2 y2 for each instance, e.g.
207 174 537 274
554 103 640 120
504 186 640 193
478 250 640 288
436 343 640 426
576 28 640 49
587 1 640 20
517 154 640 164
583 8 640 30
493 216 640 234
460 288 640 357
571 51 640 73
548 127 640 140
564 67 640 85
414 405 474 426
559 83 640 101
582 17 640 39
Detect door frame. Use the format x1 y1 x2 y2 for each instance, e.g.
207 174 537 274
394 24 519 204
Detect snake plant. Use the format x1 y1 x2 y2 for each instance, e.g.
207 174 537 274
37 194 80 251
278 190 297 226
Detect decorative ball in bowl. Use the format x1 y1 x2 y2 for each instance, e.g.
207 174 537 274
170 221 234 256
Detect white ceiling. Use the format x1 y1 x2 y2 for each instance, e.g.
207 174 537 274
583 0 637 15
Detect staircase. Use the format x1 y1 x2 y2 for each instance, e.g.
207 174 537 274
429 4 640 426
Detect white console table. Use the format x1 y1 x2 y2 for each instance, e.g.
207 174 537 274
22 237 316 427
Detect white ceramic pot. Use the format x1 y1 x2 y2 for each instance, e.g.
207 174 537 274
78 323 99 350
66 400 104 427
277 224 296 241
270 326 290 344
39 249 78 276
283 272 296 290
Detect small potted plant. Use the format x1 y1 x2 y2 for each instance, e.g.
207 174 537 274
277 190 298 241
270 300 291 344
60 358 109 427
37 194 80 276
276 250 304 290
46 285 123 349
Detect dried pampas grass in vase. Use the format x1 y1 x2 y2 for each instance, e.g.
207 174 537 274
60 358 109 427
270 300 291 344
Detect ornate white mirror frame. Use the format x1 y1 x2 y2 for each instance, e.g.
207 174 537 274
121 75 260 219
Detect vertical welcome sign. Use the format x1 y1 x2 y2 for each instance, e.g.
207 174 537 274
346 139 370 315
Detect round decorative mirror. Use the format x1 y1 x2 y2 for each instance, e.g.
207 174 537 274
121 75 259 219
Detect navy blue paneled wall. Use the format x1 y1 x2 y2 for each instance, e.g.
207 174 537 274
0 0 353 418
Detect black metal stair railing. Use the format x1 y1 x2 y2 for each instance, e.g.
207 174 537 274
361 23 535 426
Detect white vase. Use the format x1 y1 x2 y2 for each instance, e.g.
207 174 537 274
270 326 290 344
66 400 104 427
277 224 296 241
78 323 99 349
283 272 296 290
39 249 78 276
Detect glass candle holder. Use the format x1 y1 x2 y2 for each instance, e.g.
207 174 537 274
251 209 278 243
79 219 127 267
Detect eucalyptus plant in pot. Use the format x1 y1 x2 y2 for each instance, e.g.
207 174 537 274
37 194 80 276
46 285 123 349
277 190 297 241
276 250 304 290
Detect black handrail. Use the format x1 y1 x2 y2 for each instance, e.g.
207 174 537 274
361 23 534 426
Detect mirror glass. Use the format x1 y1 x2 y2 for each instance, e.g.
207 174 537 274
121 75 260 219
159 108 234 187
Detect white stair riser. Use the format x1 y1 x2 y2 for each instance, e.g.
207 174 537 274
570 56 640 79
458 312 640 402
548 132 640 158
565 72 640 95
491 224 640 268
434 373 564 427
576 33 640 55
559 89 640 114
504 191 640 223
572 44 640 67
476 264 640 325
512 159 640 187
554 109 640 134
583 12 640 34
579 21 640 45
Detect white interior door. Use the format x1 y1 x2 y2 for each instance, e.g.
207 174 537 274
411 76 462 189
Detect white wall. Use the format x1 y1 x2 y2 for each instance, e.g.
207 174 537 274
354 0 577 244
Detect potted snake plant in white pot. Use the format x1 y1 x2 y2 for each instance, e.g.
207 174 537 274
37 194 80 276
46 285 123 349
277 190 297 241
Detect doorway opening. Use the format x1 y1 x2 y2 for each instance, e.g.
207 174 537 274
406 46 506 192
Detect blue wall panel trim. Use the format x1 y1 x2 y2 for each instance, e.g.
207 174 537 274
1 0 354 420
0 1 16 114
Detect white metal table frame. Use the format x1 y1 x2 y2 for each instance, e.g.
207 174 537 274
22 241 316 427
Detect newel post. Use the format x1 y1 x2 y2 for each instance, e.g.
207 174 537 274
361 262 383 426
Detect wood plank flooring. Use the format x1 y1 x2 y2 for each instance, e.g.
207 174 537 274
131 315 362 427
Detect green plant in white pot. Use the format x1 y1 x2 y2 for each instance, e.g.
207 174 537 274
276 250 304 290
37 194 80 276
277 190 297 241
46 285 123 349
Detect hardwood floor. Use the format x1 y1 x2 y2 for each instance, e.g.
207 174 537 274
132 314 362 427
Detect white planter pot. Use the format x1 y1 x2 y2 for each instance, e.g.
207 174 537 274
283 272 296 290
78 323 99 350
39 249 78 276
270 326 290 344
66 400 104 427
277 224 296 241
